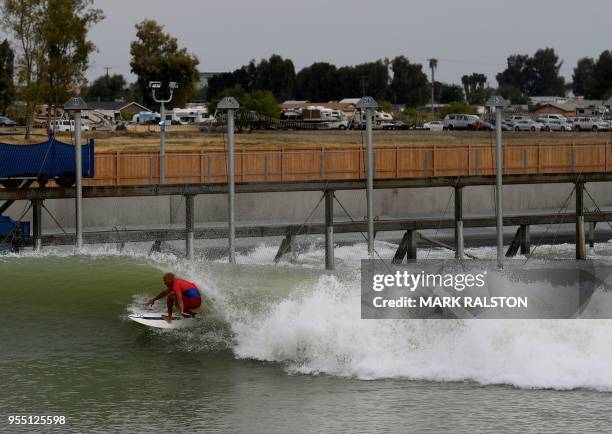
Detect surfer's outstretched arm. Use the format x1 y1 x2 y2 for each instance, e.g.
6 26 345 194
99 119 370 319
146 288 171 306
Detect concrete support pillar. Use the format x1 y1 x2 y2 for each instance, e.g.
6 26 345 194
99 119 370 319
274 234 295 263
32 199 42 251
393 230 417 264
325 190 335 271
520 224 530 255
588 222 595 249
576 182 586 260
185 195 195 260
454 186 464 259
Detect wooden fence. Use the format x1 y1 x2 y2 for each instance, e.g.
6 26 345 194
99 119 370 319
85 143 612 186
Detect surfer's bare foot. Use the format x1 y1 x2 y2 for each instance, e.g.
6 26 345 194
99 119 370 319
161 315 172 324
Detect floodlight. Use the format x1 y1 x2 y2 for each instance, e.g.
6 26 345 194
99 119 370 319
149 81 162 89
168 82 179 90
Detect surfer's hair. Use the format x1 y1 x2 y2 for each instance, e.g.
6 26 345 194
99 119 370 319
163 272 175 281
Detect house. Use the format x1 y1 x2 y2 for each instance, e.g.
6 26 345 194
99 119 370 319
88 101 152 121
530 99 608 118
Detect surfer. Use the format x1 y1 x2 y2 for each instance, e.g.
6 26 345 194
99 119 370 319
146 273 202 323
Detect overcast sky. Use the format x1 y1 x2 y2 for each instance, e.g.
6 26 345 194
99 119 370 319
87 0 612 86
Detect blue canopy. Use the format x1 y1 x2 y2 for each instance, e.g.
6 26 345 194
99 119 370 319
0 138 94 179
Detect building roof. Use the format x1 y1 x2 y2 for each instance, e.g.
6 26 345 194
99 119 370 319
531 100 607 113
88 101 151 112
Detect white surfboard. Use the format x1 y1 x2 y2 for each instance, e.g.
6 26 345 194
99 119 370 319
128 313 197 329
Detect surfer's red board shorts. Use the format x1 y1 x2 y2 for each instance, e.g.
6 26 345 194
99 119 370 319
183 295 201 311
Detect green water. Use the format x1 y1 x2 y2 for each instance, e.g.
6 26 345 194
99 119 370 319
1 254 612 433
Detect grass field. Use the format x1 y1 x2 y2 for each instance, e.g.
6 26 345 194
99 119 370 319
2 128 611 151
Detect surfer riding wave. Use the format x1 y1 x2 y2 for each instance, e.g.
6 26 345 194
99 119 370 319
146 273 202 323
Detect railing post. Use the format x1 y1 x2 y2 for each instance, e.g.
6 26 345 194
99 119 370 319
320 150 324 179
115 151 120 185
200 150 204 183
325 190 334 270
264 153 269 182
523 147 529 174
475 148 480 175
422 149 429 177
149 155 154 184
571 144 577 172
185 194 195 260
207 154 212 183
454 186 464 259
576 181 586 260
32 199 42 251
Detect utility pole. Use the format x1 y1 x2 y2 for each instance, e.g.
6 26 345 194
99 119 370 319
104 66 112 77
429 59 438 119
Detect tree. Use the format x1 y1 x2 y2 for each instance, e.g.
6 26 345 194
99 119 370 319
591 50 612 99
0 39 15 115
496 54 533 97
461 73 488 104
388 56 428 106
572 57 595 97
208 84 279 119
294 62 341 102
84 74 129 101
435 82 464 104
335 60 389 101
527 48 565 96
41 0 104 121
497 49 565 97
438 102 477 118
254 54 295 102
130 19 200 108
497 85 530 105
1 0 46 134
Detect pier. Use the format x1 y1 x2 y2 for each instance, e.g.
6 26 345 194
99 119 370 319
2 171 611 268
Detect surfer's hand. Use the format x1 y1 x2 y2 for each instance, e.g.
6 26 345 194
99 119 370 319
146 299 155 307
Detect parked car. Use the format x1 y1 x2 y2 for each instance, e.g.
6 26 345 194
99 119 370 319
536 113 568 123
380 121 411 130
507 115 532 125
536 118 572 131
468 119 493 130
51 119 91 132
501 121 514 131
443 114 481 130
513 119 543 131
0 116 16 127
573 117 609 131
423 120 444 131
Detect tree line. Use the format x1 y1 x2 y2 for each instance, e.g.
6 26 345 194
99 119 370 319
0 1 610 130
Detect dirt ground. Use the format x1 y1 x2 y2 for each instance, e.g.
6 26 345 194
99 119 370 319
2 128 611 151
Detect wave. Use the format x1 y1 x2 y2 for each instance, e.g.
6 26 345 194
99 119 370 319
7 239 612 391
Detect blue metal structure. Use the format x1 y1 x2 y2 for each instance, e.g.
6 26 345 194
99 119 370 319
0 137 94 185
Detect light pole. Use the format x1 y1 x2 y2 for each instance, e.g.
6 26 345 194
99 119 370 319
356 96 378 258
486 95 509 269
149 81 179 184
216 96 240 264
63 96 90 251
